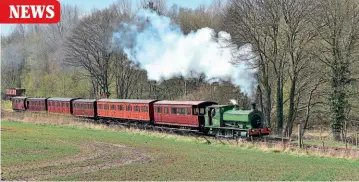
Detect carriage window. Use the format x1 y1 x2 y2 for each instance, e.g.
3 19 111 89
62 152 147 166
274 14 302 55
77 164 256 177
171 108 177 114
98 104 103 109
157 107 162 113
52 101 55 106
126 105 132 111
104 105 109 110
141 106 148 112
179 108 185 114
164 107 168 114
111 105 116 110
66 103 69 108
119 105 124 111
117 105 121 110
57 102 60 107
193 108 199 115
199 108 205 115
186 108 191 115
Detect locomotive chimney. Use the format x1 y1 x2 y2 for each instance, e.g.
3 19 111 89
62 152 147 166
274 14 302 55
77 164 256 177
251 103 257 111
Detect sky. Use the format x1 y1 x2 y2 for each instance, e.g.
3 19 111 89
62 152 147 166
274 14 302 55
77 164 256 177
0 0 212 36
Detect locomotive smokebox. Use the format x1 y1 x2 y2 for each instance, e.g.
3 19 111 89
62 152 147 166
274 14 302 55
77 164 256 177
251 103 257 111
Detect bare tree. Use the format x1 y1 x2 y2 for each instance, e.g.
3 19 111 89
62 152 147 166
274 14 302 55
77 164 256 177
281 0 319 136
311 0 359 140
139 0 167 15
223 0 287 129
64 8 118 98
112 51 141 99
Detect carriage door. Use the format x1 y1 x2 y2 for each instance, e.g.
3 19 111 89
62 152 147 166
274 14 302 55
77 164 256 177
156 106 162 122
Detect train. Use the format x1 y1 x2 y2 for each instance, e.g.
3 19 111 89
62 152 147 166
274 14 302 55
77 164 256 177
11 96 271 138
3 88 26 100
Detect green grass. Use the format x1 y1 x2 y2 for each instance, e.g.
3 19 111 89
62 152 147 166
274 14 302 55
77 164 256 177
302 139 355 149
1 100 13 111
2 120 359 181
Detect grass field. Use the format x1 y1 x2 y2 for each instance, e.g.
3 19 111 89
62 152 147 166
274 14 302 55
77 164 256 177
2 120 359 181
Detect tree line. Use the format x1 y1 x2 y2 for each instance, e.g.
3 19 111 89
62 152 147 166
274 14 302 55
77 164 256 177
1 0 359 140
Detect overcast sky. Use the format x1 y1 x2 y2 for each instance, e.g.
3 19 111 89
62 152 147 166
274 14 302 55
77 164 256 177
0 0 211 36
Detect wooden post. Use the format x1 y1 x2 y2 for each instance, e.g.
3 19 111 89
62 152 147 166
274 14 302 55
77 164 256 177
298 124 302 148
344 120 347 151
320 125 323 140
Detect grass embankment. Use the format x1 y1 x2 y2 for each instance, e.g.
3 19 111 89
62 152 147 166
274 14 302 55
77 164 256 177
2 121 359 181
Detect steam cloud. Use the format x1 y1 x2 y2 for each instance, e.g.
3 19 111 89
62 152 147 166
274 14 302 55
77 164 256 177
114 9 257 96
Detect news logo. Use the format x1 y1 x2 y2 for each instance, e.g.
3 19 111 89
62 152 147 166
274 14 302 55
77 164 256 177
0 0 60 24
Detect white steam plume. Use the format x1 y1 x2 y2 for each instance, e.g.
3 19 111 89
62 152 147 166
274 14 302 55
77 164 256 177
230 99 238 105
113 9 257 96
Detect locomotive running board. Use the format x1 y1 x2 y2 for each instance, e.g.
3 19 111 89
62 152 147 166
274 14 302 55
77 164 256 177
204 126 249 132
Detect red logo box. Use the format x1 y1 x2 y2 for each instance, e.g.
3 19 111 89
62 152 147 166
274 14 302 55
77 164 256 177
0 0 60 24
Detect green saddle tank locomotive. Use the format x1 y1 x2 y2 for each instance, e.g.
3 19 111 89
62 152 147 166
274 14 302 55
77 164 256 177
203 103 271 138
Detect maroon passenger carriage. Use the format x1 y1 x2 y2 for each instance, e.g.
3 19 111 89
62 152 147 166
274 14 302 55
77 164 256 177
153 101 217 129
26 98 48 112
72 99 97 118
47 98 78 115
11 96 27 111
97 99 158 121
